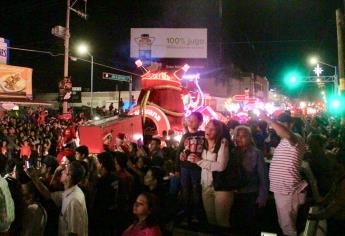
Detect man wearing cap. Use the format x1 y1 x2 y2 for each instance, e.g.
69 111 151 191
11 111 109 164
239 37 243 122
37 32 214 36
260 112 306 236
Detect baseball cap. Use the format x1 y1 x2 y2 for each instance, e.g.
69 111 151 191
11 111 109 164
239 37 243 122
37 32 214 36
42 155 58 170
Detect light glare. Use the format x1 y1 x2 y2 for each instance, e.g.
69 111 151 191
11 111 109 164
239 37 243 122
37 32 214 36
300 101 307 109
77 44 89 55
135 59 143 67
182 64 190 72
133 133 143 141
309 57 318 65
290 76 297 83
174 134 182 142
332 100 340 108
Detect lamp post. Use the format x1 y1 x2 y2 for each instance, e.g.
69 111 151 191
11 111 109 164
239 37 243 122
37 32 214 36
77 43 94 118
309 57 339 95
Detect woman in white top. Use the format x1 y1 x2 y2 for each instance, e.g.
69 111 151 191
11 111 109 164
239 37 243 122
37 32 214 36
190 119 232 227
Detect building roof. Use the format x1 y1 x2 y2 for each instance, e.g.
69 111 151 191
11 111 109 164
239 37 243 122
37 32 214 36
0 97 53 106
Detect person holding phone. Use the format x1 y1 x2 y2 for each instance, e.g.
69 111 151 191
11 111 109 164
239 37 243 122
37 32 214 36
190 119 232 228
25 161 88 236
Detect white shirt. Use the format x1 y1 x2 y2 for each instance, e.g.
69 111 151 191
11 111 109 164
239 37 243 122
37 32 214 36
197 139 229 187
51 185 88 236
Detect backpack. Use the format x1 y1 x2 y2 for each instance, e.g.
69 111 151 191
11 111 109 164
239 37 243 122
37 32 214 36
0 176 15 232
212 148 248 191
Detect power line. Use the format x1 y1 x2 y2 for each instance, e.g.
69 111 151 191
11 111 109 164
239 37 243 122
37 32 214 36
8 46 61 56
7 46 140 76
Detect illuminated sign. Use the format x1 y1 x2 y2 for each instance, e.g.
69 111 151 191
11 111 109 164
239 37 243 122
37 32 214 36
232 94 257 104
182 73 200 81
128 105 171 135
130 28 207 59
143 72 174 82
103 72 131 82
0 64 33 98
141 71 182 90
0 38 9 64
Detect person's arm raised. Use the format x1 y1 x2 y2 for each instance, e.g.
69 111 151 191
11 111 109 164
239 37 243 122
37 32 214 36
49 165 64 187
25 167 51 200
260 112 298 146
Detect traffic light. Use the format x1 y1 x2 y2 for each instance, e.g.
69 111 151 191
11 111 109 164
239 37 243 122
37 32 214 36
327 95 345 115
331 100 340 109
283 70 302 89
289 76 297 83
103 72 111 79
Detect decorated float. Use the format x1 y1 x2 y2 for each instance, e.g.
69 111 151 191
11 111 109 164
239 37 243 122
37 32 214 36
128 60 227 136
79 60 228 153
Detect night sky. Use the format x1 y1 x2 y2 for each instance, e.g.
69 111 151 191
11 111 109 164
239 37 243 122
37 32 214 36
1 0 344 98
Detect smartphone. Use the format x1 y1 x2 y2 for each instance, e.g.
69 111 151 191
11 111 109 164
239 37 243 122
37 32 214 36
25 160 31 169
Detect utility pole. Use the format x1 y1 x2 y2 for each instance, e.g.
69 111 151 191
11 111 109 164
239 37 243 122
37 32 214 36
337 7 345 124
58 0 87 114
218 0 223 65
64 0 70 79
62 0 71 114
336 9 345 96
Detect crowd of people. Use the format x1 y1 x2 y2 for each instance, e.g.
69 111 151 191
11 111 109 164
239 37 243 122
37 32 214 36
0 107 345 236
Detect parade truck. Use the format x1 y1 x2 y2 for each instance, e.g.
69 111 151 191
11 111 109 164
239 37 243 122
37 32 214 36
78 115 143 154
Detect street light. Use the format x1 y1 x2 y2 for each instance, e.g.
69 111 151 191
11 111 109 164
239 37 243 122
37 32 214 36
77 43 94 118
77 44 88 55
308 56 338 95
309 56 318 65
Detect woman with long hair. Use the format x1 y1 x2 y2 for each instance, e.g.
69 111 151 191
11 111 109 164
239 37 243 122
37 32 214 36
231 125 268 235
191 119 232 228
122 192 162 236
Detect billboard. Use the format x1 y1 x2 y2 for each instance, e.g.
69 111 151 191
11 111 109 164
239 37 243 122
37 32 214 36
0 38 10 64
130 28 207 59
0 64 33 98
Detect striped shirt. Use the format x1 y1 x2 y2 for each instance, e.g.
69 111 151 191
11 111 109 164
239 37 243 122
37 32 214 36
269 135 306 194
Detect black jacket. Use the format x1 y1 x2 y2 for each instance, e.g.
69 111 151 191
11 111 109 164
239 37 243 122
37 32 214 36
90 173 119 229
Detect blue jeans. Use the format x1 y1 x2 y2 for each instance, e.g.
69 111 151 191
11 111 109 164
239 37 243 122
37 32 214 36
180 167 201 219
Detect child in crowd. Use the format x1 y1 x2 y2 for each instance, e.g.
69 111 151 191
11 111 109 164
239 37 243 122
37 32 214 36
175 112 205 224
